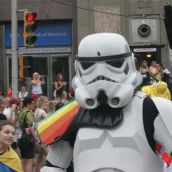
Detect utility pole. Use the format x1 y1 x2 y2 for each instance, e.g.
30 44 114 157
11 0 18 98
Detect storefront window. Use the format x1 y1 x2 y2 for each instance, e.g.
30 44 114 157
8 55 69 100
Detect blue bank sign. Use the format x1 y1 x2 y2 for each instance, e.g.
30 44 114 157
5 21 72 47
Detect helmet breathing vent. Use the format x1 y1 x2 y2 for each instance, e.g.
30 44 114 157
97 90 108 104
86 99 95 107
111 97 120 106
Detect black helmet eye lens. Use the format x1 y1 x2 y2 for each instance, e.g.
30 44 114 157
106 59 124 68
80 62 95 70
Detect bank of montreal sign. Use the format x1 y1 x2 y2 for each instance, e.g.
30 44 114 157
5 22 72 47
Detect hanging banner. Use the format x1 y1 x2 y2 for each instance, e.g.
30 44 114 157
5 21 72 47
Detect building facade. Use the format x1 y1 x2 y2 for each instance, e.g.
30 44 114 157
0 0 172 98
0 0 78 98
77 0 172 68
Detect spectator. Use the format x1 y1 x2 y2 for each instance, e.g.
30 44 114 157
0 90 4 99
53 73 67 101
0 98 7 114
31 72 45 100
68 87 75 100
3 98 20 123
3 97 12 120
0 113 7 121
0 120 23 172
18 97 38 172
7 85 12 98
55 90 69 110
34 96 49 172
162 63 170 85
149 60 162 83
1 97 21 153
18 86 28 102
47 101 58 116
5 98 21 153
139 60 149 86
8 98 20 124
60 90 69 104
35 96 49 122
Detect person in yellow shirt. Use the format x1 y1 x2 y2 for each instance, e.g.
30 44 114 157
141 81 171 100
0 120 23 172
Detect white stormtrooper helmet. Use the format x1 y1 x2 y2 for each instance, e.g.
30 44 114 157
72 33 142 109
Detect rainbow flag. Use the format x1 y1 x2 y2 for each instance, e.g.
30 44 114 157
36 100 80 145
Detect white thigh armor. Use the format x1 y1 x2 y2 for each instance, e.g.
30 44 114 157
41 140 73 172
73 92 163 172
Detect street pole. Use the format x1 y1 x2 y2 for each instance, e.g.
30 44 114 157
11 0 18 98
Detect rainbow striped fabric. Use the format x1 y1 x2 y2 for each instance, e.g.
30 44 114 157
36 100 80 145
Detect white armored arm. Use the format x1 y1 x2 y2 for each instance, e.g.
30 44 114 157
41 140 73 172
152 97 172 154
41 167 65 172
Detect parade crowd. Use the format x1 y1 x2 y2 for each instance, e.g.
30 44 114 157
0 61 171 172
0 72 74 172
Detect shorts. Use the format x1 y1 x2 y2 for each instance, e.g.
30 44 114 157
32 93 41 100
18 138 35 159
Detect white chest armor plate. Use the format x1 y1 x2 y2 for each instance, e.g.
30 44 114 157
73 93 163 172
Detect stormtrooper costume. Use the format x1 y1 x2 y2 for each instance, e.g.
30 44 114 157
41 33 172 172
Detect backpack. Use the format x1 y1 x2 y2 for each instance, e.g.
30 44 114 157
18 109 30 128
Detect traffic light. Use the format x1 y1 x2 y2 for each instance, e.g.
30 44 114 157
24 11 37 47
19 56 24 79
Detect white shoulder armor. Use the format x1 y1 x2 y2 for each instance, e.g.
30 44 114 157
41 141 73 172
152 97 172 153
152 97 172 136
134 91 147 98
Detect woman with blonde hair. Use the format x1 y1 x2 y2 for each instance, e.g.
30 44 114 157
31 72 45 100
35 96 49 121
34 96 49 172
